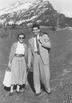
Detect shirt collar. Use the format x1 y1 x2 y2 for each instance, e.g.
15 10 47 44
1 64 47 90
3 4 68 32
18 41 24 45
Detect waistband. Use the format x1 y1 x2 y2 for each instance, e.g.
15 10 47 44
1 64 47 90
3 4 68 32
14 54 24 57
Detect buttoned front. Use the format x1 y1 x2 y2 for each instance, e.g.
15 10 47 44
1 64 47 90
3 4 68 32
15 42 25 55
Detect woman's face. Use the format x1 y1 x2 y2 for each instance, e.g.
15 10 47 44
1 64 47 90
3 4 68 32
18 35 24 43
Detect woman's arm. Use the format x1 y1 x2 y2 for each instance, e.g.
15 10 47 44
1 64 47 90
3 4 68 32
9 43 15 63
27 40 32 68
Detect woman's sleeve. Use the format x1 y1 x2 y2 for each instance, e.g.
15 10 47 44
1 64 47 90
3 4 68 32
24 44 28 63
9 44 15 63
28 40 32 66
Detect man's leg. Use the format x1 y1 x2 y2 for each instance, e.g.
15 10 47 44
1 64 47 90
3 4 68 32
44 64 51 92
33 54 41 94
39 57 51 92
39 56 47 88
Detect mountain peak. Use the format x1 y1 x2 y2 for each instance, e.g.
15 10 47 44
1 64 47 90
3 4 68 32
0 0 60 27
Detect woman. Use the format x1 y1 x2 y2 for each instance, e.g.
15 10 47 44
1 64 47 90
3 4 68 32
8 33 27 95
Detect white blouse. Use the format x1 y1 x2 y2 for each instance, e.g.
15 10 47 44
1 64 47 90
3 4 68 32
15 42 25 54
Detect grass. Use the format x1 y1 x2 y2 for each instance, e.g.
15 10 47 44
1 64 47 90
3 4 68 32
0 26 72 103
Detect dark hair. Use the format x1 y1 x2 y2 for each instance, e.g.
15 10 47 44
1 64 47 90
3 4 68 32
17 33 25 40
32 23 40 30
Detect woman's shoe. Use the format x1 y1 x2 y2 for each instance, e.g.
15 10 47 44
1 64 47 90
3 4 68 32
20 88 25 93
16 85 20 93
46 88 52 95
9 87 14 96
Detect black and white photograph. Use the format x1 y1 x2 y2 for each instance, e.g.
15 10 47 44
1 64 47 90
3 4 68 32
0 0 72 103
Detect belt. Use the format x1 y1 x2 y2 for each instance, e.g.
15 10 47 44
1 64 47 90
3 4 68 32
14 54 24 57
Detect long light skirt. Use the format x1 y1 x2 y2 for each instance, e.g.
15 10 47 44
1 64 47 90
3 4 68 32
11 56 27 85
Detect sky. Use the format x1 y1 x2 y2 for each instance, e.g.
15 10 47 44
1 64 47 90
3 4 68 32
0 0 72 17
49 0 72 17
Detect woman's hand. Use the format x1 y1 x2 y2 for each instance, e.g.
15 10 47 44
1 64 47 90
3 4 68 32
7 67 11 71
27 63 31 69
8 62 11 68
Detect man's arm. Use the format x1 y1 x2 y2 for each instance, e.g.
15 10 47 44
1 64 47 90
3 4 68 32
39 34 51 49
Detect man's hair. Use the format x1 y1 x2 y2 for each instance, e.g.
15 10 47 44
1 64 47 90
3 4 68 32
32 23 40 30
17 33 25 40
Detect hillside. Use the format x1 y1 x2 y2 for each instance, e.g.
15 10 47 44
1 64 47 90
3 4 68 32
0 27 72 103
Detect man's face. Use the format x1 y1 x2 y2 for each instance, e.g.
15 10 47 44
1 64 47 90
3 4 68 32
18 35 24 43
32 27 40 36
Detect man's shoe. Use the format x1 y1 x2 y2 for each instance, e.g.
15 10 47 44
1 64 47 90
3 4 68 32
34 92 42 96
46 91 51 94
46 89 52 95
16 91 20 94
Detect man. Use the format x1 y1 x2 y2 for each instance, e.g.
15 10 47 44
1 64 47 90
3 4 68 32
28 23 51 96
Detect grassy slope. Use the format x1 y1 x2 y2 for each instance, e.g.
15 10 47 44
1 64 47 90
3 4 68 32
0 27 72 103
